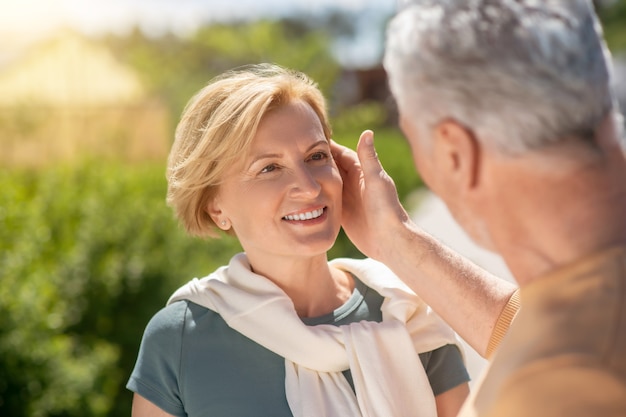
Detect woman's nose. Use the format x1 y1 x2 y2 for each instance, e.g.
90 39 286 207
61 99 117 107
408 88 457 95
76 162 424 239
289 165 322 198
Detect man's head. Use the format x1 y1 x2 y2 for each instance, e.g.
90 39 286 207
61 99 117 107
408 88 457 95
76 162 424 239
385 0 621 154
384 0 624 249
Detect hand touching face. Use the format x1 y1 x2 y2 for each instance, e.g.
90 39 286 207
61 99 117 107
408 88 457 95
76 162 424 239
330 131 410 261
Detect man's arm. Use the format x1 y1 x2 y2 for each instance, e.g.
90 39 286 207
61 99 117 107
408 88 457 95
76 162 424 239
331 130 518 357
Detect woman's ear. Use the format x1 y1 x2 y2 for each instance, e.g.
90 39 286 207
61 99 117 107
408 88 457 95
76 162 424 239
206 197 230 230
433 120 481 190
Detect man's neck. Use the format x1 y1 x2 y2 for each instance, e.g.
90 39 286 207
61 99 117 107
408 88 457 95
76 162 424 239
490 136 626 287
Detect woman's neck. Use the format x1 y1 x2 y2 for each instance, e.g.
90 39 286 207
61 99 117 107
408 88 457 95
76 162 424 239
246 252 354 318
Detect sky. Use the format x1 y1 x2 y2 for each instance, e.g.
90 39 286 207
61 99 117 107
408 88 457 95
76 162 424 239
0 0 398 67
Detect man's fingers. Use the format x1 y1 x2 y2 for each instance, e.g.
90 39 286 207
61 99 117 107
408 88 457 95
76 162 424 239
331 138 359 176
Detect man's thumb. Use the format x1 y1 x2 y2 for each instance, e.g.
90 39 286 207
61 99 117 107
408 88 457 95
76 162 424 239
357 130 382 173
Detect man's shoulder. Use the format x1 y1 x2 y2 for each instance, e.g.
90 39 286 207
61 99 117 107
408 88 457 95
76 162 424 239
486 361 626 417
461 352 626 417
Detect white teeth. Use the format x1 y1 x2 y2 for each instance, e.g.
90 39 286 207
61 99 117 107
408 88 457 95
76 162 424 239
284 208 324 221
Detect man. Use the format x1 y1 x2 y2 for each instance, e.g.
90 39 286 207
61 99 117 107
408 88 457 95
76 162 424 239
331 0 626 415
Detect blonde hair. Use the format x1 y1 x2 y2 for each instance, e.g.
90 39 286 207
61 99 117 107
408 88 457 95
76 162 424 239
166 63 332 238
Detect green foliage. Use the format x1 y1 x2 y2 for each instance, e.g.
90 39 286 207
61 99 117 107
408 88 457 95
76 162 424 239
0 163 241 417
598 0 626 53
105 20 340 127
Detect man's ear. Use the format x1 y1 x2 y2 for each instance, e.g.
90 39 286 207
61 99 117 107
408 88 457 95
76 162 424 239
433 119 481 189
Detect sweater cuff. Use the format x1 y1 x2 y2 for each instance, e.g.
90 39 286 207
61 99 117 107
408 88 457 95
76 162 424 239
486 289 520 358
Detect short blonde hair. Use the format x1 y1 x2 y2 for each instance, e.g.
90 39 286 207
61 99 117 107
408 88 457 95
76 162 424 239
166 63 332 238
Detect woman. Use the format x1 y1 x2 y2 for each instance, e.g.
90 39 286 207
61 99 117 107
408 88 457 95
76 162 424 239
127 64 470 417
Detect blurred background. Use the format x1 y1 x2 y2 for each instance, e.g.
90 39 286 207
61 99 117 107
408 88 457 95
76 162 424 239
1 1 625 416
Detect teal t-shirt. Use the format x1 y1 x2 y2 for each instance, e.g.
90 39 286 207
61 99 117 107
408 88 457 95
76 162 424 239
127 277 469 417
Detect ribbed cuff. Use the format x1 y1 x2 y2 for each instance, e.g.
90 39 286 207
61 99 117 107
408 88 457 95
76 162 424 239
486 289 521 358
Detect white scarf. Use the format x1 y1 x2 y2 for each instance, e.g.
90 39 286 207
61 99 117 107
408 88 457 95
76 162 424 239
168 253 460 417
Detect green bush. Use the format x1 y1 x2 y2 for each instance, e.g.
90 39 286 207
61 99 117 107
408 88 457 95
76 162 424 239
0 163 241 417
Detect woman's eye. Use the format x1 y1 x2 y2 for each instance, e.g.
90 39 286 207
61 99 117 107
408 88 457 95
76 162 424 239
310 151 328 161
260 164 277 174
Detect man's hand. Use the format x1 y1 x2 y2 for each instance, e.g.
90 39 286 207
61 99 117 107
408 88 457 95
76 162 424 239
331 130 411 261
333 131 519 356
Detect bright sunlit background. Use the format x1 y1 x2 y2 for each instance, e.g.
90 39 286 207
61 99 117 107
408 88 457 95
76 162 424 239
0 0 395 67
1 1 625 416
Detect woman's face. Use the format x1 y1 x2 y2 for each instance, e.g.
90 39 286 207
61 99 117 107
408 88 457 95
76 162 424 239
210 100 343 262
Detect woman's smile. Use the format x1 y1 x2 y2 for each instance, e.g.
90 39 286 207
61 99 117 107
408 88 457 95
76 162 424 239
282 207 326 222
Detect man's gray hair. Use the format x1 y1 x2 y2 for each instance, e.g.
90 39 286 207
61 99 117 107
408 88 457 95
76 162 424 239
384 0 623 154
